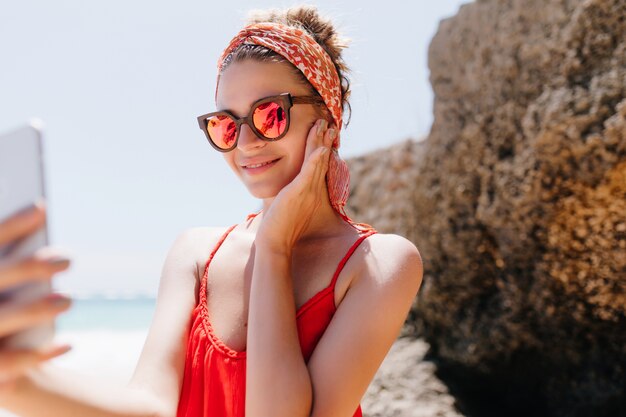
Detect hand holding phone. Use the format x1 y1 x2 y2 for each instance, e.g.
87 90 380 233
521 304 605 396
0 202 72 391
0 122 73 392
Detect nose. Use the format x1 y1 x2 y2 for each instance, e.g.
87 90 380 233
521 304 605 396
236 123 267 152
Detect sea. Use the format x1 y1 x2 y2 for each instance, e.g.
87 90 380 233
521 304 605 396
0 296 157 417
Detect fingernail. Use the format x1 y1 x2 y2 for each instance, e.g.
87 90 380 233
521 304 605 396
48 344 72 357
47 256 71 266
321 147 328 155
55 345 72 355
317 119 327 135
328 128 336 140
47 294 72 307
17 202 38 216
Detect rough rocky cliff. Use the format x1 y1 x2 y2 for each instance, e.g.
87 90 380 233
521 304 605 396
347 0 626 415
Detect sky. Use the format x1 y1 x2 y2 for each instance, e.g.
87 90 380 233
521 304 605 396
0 0 472 296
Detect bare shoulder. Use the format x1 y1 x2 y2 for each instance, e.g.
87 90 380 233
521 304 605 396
175 226 229 249
174 226 231 281
305 232 423 416
353 232 423 291
125 225 231 417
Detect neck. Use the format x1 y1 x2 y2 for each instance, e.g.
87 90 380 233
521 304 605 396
247 194 355 242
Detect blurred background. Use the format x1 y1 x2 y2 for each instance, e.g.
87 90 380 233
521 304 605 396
0 0 470 384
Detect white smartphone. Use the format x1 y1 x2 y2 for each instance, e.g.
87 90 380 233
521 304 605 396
0 120 55 349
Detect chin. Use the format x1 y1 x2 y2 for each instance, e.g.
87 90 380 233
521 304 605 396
243 170 299 198
246 183 283 199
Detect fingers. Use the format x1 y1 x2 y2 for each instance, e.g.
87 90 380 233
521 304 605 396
0 294 72 338
317 128 334 184
299 119 327 180
307 119 336 176
309 138 333 193
0 343 72 385
0 201 46 247
306 119 330 160
312 147 328 183
299 119 335 195
0 253 71 292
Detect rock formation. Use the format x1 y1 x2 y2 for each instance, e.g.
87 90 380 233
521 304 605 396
347 0 626 415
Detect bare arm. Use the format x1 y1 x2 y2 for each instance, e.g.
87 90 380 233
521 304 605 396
245 233 423 417
307 234 423 417
245 244 313 417
0 228 207 417
3 364 163 417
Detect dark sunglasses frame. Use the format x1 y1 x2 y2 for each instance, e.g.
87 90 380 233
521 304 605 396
197 92 324 153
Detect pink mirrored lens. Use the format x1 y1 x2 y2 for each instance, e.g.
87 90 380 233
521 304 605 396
253 101 287 139
206 115 237 149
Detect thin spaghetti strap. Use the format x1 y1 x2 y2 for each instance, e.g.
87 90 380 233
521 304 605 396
246 209 263 222
199 224 238 306
329 228 378 290
199 211 260 305
349 221 377 233
337 206 377 234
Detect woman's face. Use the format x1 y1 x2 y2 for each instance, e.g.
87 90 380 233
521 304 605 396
215 59 321 199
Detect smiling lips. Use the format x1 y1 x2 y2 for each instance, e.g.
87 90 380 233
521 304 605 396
240 157 282 175
240 157 281 168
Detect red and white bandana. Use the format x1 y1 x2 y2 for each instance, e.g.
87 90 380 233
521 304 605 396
215 22 374 232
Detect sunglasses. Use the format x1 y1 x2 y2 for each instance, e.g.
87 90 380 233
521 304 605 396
197 92 324 152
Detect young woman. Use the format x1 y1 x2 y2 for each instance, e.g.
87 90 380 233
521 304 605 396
0 5 422 417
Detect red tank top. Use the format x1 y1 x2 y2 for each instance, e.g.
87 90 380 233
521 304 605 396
176 213 377 417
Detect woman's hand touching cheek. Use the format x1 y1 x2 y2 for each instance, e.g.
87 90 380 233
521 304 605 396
255 118 336 255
